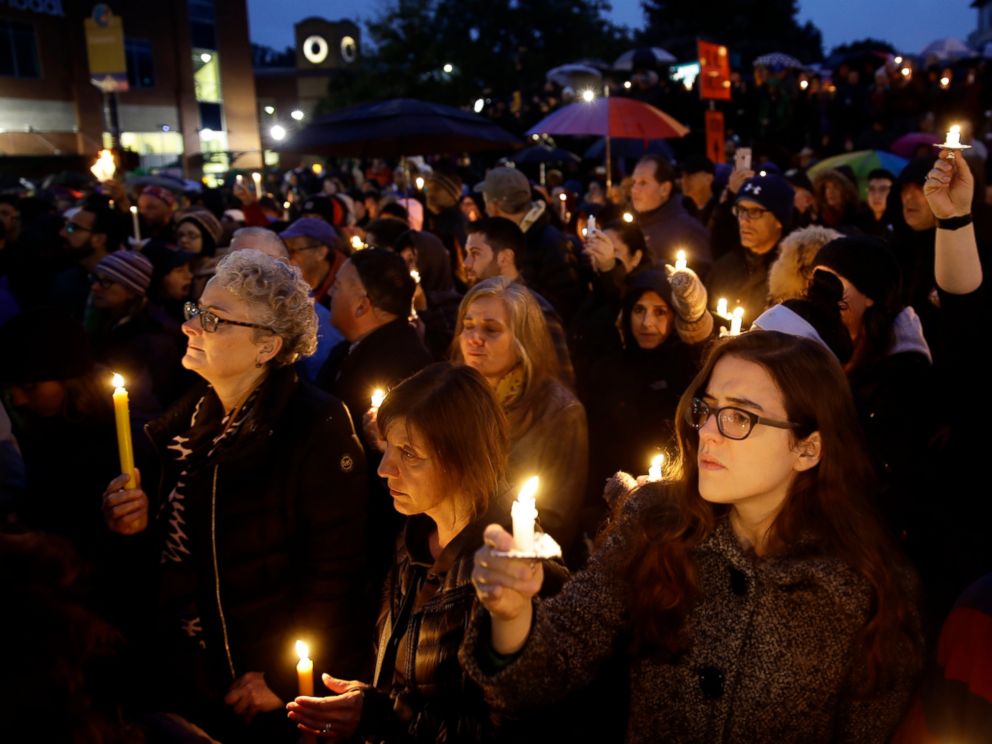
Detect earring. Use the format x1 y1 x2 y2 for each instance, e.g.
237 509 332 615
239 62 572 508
255 359 264 368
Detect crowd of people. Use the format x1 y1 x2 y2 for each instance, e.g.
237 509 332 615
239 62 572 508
0 109 990 742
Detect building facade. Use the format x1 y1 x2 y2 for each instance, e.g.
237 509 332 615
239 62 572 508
0 0 262 178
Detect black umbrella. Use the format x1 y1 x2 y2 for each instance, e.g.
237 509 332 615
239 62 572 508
509 144 581 165
281 98 521 158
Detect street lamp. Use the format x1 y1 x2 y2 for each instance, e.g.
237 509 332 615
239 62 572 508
581 89 595 102
443 63 454 74
291 109 304 121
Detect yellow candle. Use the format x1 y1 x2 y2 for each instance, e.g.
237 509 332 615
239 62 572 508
511 476 540 552
111 374 137 488
129 206 141 242
716 298 729 318
674 249 688 271
295 640 313 696
252 171 263 198
730 306 745 336
370 388 386 412
648 453 665 482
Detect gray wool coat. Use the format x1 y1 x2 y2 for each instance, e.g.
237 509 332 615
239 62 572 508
460 483 923 743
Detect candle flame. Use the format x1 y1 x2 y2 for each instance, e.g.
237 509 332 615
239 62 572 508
558 193 567 201
90 149 116 181
622 212 634 223
129 205 137 215
676 249 686 262
350 235 365 250
295 640 310 660
732 306 745 319
650 453 664 470
252 172 262 182
371 388 386 409
111 373 125 388
519 475 539 502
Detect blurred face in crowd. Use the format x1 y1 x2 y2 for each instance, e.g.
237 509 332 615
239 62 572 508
867 177 893 217
794 187 816 216
329 260 368 341
680 170 714 207
460 196 481 223
631 161 672 213
695 356 817 519
162 264 193 302
823 179 844 210
814 267 872 339
285 236 329 288
89 273 137 313
176 221 204 254
464 233 501 285
61 209 97 255
138 193 172 229
606 229 643 274
900 183 936 231
7 380 67 417
459 295 518 384
629 290 673 350
0 201 19 238
378 417 445 517
735 199 782 255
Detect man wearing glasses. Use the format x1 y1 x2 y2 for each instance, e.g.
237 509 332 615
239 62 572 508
279 217 346 309
706 173 796 319
51 204 122 319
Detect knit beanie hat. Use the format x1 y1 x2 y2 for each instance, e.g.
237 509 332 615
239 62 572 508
812 235 901 305
140 185 176 210
301 194 348 227
0 309 94 384
177 209 223 247
94 250 153 296
736 173 795 228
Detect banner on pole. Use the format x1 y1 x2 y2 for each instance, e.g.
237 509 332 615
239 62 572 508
705 110 725 165
698 40 731 101
85 4 129 92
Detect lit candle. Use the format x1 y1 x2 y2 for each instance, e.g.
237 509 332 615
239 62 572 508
729 306 745 336
295 640 313 696
129 205 141 242
410 269 421 284
370 388 386 412
111 374 137 488
511 476 540 552
716 297 728 318
946 125 961 148
350 235 366 251
252 171 262 198
90 149 116 181
648 453 665 482
674 249 688 271
622 211 634 223
415 176 425 191
558 192 567 222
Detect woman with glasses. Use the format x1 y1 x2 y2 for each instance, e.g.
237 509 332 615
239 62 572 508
464 331 923 742
102 249 371 743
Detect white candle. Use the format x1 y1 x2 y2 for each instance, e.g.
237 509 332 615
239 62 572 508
648 454 664 482
946 125 961 148
252 172 262 198
130 205 141 242
730 306 745 336
370 388 386 412
716 298 728 318
410 269 421 284
511 476 540 552
674 249 688 271
295 640 313 696
111 374 137 488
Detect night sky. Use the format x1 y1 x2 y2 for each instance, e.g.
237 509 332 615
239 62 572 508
247 0 976 57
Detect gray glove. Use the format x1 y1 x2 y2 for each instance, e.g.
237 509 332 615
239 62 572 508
665 265 714 343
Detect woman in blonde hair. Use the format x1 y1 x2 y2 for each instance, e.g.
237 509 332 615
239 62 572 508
452 277 588 556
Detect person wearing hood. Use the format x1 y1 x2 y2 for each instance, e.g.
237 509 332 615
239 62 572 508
812 235 936 544
580 267 714 539
395 229 461 360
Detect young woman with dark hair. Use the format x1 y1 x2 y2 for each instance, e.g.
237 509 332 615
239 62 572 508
465 331 923 743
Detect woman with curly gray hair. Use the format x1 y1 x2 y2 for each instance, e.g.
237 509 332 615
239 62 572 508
102 249 372 742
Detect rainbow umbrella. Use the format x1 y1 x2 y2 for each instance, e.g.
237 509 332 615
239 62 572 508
807 150 908 198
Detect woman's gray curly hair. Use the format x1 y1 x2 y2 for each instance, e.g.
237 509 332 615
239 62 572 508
211 249 318 366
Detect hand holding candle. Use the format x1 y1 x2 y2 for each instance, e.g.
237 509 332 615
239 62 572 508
111 374 137 488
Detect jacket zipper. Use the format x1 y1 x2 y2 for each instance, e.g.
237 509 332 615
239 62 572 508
211 465 236 681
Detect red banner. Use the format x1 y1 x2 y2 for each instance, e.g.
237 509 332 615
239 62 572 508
698 40 731 101
705 110 725 165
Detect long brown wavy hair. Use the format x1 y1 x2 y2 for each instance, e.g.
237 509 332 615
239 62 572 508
622 331 918 691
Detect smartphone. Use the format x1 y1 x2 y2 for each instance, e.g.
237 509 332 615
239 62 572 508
735 147 752 172
587 215 597 232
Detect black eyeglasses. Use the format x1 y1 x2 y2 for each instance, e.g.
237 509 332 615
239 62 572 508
731 204 771 221
66 222 92 235
183 302 274 334
685 397 798 441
